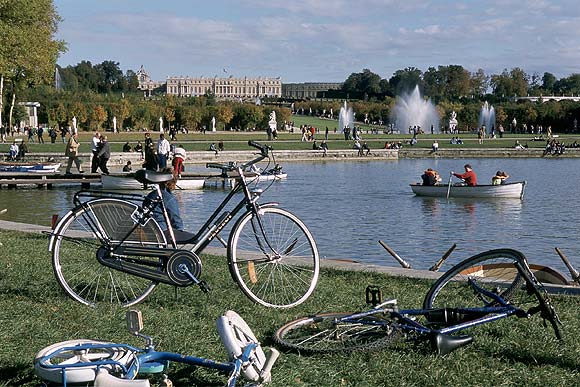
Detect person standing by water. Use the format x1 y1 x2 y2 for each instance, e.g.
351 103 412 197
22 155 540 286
90 132 101 173
157 133 171 169
65 132 83 174
172 144 186 178
452 164 477 186
96 136 110 175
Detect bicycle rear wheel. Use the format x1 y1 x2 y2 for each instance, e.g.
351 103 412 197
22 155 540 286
52 199 166 307
423 249 527 310
228 207 319 308
274 312 403 354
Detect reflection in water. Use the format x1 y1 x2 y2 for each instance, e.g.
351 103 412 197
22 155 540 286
1 158 579 272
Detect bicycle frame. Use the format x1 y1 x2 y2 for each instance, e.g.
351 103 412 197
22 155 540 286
66 148 275 256
337 268 530 341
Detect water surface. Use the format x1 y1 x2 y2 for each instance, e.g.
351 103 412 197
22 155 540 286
1 158 579 274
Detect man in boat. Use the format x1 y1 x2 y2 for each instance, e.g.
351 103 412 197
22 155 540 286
452 164 477 186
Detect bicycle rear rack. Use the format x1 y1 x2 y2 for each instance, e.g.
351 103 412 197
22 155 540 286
74 190 146 207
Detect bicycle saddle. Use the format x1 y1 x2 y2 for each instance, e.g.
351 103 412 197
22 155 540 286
430 333 473 355
134 169 174 184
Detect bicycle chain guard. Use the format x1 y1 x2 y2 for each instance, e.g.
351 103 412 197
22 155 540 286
166 251 203 286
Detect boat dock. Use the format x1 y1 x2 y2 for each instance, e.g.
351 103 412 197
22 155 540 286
0 172 101 189
0 172 226 189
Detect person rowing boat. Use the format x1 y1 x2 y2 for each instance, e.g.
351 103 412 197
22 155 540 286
451 164 477 186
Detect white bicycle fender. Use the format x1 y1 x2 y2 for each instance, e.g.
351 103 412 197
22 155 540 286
95 369 150 387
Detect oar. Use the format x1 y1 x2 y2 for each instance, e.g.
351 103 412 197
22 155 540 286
446 172 453 199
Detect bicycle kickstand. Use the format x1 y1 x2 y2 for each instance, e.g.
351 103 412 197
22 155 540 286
178 263 212 293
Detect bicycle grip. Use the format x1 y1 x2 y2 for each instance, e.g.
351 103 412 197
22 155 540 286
206 163 225 169
248 140 269 156
259 347 280 383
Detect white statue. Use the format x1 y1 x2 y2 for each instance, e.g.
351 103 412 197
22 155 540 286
159 117 164 133
268 111 277 131
112 116 117 133
72 116 77 133
211 116 216 132
449 111 458 133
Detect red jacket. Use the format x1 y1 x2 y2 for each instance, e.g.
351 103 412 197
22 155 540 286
453 170 477 186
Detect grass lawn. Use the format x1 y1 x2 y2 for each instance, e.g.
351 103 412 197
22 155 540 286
1 117 579 155
1 229 580 386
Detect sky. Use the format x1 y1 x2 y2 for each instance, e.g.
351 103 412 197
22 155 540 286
54 0 580 84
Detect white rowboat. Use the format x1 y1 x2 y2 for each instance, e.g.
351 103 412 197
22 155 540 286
410 181 526 199
101 174 205 190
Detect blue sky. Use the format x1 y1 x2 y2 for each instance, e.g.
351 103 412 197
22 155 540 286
54 0 580 83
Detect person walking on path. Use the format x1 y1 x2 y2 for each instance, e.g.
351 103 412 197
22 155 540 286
90 132 101 173
65 132 83 174
157 133 171 169
96 136 110 175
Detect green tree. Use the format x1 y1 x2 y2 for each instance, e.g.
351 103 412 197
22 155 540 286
388 67 423 96
470 69 489 98
542 72 557 95
89 104 107 130
0 0 65 128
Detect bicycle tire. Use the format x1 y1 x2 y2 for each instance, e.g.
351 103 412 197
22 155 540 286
52 198 165 307
274 312 403 354
228 207 320 308
34 339 137 384
516 261 563 340
217 310 266 382
423 249 527 310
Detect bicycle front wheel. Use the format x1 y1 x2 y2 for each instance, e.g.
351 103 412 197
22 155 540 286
423 249 527 310
52 199 166 307
228 207 320 308
34 339 137 384
274 312 403 354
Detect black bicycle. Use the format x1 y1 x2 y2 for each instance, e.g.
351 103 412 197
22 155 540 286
274 249 561 354
48 141 320 308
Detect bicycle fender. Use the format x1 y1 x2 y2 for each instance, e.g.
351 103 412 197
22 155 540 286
95 369 150 387
47 208 76 252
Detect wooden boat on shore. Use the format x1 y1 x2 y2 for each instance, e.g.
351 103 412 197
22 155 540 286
0 161 61 173
410 181 526 199
101 173 205 190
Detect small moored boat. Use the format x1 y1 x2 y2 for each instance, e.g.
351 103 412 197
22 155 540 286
410 181 526 199
101 173 205 190
0 162 61 173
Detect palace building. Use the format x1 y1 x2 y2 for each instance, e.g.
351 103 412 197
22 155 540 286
136 66 281 99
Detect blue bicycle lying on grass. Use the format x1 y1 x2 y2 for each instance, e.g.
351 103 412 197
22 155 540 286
34 310 279 387
274 249 562 354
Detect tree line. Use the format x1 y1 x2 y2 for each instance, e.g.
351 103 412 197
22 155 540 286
2 0 579 133
341 67 580 102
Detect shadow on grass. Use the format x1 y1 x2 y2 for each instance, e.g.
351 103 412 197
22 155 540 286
492 347 580 371
0 364 35 386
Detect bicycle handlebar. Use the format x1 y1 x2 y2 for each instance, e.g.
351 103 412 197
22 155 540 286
206 141 272 172
248 140 270 157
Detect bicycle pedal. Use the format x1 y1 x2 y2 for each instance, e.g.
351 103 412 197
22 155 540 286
365 285 382 307
198 281 211 293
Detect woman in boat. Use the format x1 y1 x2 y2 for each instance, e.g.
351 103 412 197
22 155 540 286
491 171 509 185
452 164 477 186
421 168 439 186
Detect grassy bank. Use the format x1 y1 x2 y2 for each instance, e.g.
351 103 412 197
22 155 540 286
1 127 579 155
1 230 580 386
